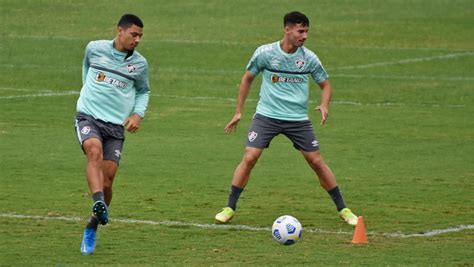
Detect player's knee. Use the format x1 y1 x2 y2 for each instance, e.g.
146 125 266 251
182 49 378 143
242 153 259 168
308 155 325 169
84 144 103 163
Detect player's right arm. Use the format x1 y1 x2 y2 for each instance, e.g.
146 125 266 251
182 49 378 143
82 42 93 85
224 71 255 134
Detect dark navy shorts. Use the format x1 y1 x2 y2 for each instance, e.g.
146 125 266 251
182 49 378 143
246 113 320 152
74 112 125 163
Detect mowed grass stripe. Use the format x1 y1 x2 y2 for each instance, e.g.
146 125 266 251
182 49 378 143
2 213 473 238
0 90 468 108
2 63 474 82
3 34 472 52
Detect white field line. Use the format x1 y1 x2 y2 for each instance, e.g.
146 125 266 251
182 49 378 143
331 73 474 81
4 34 472 52
334 51 474 70
1 213 473 238
0 90 79 99
0 90 467 108
154 94 467 108
0 87 50 92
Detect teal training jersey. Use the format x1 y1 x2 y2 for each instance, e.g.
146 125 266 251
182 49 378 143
247 41 328 121
77 40 150 125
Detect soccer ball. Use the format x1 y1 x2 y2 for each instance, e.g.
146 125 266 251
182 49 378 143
272 215 303 245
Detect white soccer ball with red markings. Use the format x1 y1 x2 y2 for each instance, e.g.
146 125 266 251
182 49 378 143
272 215 302 245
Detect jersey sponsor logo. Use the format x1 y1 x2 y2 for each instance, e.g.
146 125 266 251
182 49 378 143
81 126 91 135
127 64 137 73
295 59 305 70
271 74 304 83
248 131 258 142
97 72 106 81
96 71 127 89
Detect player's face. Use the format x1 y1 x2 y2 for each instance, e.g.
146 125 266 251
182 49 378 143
117 24 143 51
285 23 309 47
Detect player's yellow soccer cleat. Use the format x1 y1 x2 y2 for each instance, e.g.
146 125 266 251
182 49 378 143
215 207 235 223
339 208 358 226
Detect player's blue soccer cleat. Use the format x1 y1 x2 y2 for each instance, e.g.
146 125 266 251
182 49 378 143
80 227 97 255
92 200 109 225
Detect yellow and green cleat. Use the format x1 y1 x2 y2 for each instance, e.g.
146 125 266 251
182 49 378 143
338 208 358 226
215 207 235 223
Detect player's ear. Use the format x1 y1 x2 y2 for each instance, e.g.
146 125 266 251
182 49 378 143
117 26 124 36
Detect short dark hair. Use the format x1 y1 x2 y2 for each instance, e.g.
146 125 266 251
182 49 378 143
284 11 309 27
117 14 143 28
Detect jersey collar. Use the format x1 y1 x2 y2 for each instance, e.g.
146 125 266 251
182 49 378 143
111 40 133 61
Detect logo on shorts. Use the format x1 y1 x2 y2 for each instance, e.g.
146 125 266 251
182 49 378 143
114 149 122 159
81 126 91 135
312 140 319 147
248 131 258 142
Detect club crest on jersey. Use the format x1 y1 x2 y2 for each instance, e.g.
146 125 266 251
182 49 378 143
295 59 305 69
248 131 258 142
127 64 137 73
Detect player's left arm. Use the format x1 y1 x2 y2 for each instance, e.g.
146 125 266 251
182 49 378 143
124 62 150 133
315 80 332 125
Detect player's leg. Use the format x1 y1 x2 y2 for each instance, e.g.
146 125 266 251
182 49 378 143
82 138 109 226
301 151 336 190
102 160 118 206
75 115 106 255
80 121 123 255
215 147 263 223
101 135 123 206
75 116 109 224
83 138 105 194
301 150 358 225
283 119 358 225
231 147 263 188
228 147 263 209
216 114 278 223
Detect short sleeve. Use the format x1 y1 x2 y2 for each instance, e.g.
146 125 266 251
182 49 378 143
246 46 265 76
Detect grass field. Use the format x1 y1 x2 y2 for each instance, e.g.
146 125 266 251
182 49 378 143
1 0 473 265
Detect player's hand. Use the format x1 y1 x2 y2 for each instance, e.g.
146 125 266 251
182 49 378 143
315 105 329 125
123 113 142 133
224 113 242 134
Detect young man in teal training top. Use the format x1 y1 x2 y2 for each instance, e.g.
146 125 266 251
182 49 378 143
75 14 150 255
215 11 358 226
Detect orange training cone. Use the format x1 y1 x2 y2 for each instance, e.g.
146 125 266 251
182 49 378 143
351 216 368 244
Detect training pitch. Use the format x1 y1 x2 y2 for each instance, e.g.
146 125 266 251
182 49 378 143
0 0 473 265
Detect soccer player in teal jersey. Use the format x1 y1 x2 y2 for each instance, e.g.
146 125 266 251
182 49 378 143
75 14 150 255
215 11 358 226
